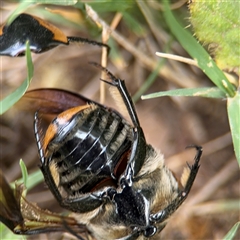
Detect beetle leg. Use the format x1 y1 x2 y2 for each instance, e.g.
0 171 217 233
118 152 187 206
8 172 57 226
100 70 146 178
124 126 146 180
90 62 147 177
90 62 140 127
150 146 202 224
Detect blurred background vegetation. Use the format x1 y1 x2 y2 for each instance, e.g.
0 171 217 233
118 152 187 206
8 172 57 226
0 0 239 239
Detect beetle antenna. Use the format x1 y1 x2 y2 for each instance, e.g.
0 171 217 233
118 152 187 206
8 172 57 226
34 112 45 164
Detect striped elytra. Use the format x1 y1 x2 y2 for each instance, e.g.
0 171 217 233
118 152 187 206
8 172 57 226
42 104 133 197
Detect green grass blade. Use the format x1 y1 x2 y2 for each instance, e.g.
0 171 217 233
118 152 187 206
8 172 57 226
6 1 32 25
19 159 28 188
162 0 235 97
142 87 226 100
11 169 44 191
85 0 134 12
0 41 34 114
35 0 77 5
223 222 240 240
0 223 26 240
227 92 240 166
24 169 44 190
122 12 145 36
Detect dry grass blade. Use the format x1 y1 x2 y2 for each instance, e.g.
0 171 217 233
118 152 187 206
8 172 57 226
86 4 199 88
156 52 198 66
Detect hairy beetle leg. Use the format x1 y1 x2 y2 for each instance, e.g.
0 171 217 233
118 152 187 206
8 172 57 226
150 146 202 224
91 62 147 178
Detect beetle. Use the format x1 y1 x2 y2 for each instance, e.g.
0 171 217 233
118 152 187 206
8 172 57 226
0 13 109 57
31 64 203 238
0 64 202 239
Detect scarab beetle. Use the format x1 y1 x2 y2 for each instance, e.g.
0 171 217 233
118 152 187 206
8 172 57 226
0 13 109 56
30 63 202 239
